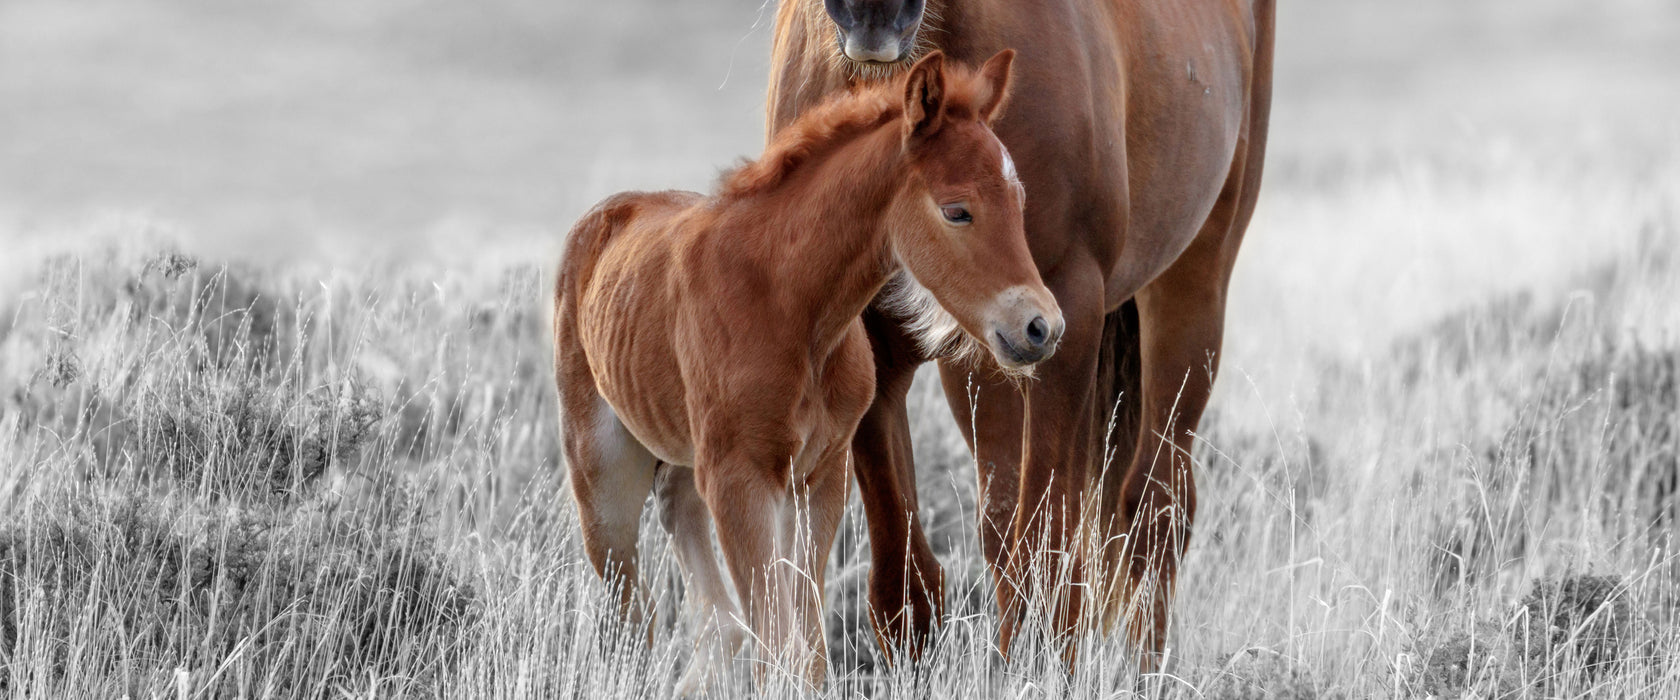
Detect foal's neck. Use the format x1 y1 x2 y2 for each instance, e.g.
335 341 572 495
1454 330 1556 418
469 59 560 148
746 124 905 357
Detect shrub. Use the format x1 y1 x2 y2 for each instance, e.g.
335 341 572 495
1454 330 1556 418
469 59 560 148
137 371 382 502
1513 574 1636 679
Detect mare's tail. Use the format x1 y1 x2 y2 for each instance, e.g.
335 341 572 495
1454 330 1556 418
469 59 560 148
1092 300 1143 543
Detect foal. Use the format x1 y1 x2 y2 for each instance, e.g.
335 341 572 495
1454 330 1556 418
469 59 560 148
553 50 1060 691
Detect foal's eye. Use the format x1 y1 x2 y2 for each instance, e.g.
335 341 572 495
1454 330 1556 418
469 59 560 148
940 205 972 225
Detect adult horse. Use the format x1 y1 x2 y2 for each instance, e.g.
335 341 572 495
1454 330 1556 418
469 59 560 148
766 0 1275 661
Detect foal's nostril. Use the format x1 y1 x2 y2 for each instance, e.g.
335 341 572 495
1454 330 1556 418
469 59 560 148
1026 316 1049 346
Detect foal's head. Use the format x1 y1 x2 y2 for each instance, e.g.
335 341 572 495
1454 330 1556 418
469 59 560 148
885 50 1064 371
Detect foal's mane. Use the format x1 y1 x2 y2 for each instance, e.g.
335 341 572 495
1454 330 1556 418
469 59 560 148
717 88 900 201
717 61 992 202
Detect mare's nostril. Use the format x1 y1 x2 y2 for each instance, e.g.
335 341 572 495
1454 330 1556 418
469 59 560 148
1026 316 1049 346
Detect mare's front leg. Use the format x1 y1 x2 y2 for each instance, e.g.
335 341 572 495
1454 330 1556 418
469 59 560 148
994 255 1108 657
851 307 944 660
935 357 1024 631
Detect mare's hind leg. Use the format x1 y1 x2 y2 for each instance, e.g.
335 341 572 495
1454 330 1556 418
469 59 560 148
1117 240 1230 664
1116 60 1269 661
655 464 748 695
560 389 659 632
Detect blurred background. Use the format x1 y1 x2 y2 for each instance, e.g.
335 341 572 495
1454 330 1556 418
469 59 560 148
3 0 1679 355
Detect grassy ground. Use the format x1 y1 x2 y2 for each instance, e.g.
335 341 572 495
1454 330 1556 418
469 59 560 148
5 1 1680 698
4 143 1679 697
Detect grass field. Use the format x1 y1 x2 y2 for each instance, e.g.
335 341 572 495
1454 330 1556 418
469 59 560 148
5 1 1680 698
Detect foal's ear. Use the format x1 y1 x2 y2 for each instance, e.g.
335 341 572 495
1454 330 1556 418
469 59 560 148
976 49 1016 125
903 51 947 140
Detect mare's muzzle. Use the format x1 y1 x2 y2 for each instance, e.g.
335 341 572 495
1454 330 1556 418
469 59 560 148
824 0 926 64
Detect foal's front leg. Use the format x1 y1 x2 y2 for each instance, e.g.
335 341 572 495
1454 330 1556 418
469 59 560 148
780 447 851 688
695 441 831 689
696 450 789 678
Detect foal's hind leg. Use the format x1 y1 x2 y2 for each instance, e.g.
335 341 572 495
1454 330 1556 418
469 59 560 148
561 390 659 633
655 464 748 695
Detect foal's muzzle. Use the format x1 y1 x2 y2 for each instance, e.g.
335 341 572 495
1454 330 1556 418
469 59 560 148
994 316 1064 366
985 287 1065 369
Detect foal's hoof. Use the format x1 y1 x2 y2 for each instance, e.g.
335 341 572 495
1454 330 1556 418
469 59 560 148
674 622 748 697
673 663 715 698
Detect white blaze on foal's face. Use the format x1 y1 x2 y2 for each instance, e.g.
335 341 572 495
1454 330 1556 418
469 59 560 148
997 136 1025 203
